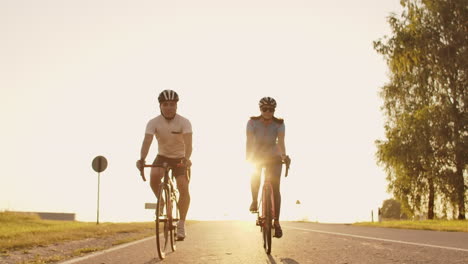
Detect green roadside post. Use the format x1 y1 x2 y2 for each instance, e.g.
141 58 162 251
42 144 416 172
92 156 108 225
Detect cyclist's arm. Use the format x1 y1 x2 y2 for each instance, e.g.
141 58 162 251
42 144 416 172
183 133 192 160
140 134 153 161
277 131 286 158
246 130 254 161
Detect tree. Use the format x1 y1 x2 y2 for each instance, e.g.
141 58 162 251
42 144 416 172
376 110 438 219
374 0 467 219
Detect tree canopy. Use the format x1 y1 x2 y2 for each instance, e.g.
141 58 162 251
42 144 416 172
375 0 467 220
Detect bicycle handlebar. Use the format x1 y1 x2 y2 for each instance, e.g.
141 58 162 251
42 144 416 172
138 161 190 182
250 156 291 177
283 155 291 177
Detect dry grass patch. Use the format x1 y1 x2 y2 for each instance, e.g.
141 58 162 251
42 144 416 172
354 219 468 232
0 211 154 252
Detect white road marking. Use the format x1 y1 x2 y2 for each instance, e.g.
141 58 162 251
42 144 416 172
284 226 468 252
59 236 155 264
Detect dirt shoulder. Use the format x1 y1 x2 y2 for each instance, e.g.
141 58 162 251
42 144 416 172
1 228 154 264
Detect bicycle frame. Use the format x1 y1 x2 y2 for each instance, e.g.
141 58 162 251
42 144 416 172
255 157 290 255
256 157 290 220
139 161 189 260
144 163 179 200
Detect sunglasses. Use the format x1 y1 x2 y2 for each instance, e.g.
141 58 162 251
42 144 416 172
261 107 275 113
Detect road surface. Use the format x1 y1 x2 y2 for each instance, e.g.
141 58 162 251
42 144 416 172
61 221 468 264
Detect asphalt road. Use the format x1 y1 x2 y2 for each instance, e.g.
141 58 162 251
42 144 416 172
61 221 468 264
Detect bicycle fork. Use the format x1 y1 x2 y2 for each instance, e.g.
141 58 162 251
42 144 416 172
256 184 275 228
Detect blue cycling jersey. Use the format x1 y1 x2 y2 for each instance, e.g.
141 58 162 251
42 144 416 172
246 118 285 159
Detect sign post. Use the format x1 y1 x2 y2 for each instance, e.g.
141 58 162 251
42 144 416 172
92 156 108 225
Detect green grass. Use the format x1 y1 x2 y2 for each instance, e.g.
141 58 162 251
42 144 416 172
354 219 468 232
0 212 154 253
22 254 66 264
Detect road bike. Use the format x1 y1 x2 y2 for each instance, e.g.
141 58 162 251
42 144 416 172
139 161 190 260
255 156 290 255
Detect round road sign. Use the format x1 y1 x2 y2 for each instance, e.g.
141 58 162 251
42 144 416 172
92 156 108 173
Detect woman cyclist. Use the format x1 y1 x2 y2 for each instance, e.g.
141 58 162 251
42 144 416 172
246 96 288 238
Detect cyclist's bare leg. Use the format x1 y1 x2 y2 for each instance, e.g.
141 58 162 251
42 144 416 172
150 167 164 197
250 167 262 211
266 163 282 221
175 174 190 221
266 163 283 238
271 175 281 223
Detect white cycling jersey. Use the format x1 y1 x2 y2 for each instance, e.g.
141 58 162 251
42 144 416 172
145 114 192 158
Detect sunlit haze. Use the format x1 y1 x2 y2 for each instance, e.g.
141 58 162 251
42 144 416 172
0 0 402 223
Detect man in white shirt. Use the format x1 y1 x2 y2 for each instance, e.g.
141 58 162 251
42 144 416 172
137 89 192 241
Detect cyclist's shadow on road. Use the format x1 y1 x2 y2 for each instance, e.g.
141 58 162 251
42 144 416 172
143 257 159 264
144 255 299 264
267 255 300 264
280 258 300 264
143 254 176 264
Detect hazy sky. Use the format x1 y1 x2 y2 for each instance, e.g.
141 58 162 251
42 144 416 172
1 0 402 223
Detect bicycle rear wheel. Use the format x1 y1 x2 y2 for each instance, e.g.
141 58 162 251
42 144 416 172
156 185 170 260
169 190 180 251
262 185 273 254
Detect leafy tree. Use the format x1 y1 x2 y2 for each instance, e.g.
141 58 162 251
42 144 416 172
374 0 467 219
376 110 439 218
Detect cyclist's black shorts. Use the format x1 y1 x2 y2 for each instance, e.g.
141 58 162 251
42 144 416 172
152 155 187 177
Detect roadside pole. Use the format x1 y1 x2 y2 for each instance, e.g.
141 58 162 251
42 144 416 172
92 156 108 225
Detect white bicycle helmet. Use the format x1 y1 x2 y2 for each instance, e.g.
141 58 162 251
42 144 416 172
259 97 277 108
158 89 179 103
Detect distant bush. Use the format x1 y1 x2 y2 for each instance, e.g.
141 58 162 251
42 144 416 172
381 199 408 220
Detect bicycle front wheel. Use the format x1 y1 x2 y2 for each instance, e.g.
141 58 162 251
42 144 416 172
262 185 273 254
156 185 170 260
169 190 180 252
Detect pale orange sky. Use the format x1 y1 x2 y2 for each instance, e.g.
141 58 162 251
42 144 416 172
0 0 402 223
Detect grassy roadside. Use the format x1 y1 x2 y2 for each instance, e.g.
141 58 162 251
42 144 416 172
0 212 154 253
353 220 468 232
